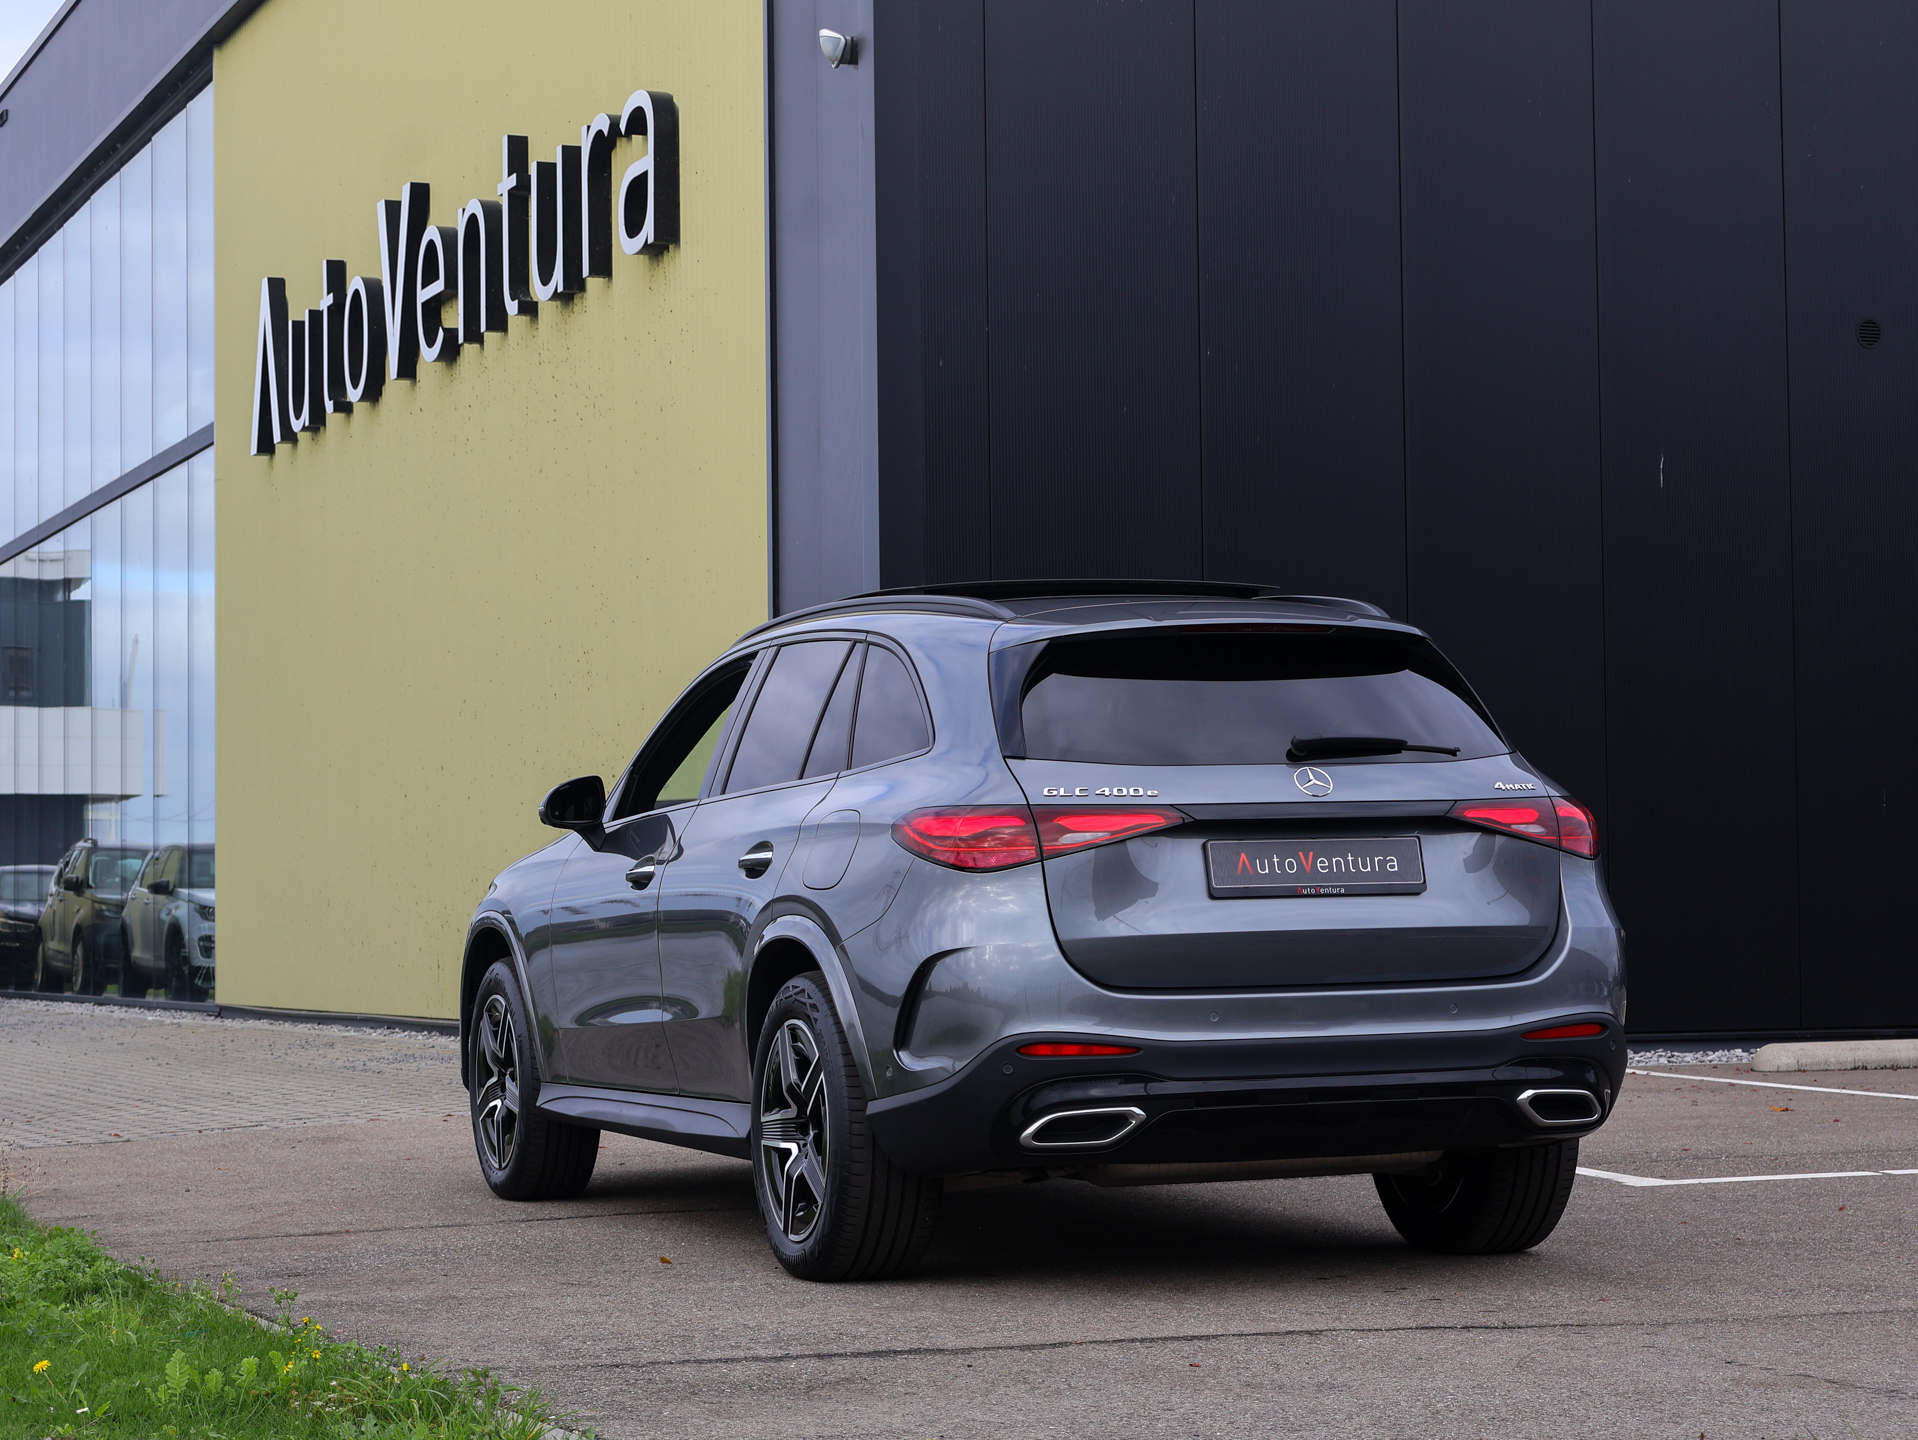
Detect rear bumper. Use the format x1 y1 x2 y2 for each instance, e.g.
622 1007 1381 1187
866 1017 1625 1177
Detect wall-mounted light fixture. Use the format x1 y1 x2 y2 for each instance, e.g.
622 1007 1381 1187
819 30 858 68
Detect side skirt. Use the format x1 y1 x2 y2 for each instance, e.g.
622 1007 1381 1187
536 1082 751 1160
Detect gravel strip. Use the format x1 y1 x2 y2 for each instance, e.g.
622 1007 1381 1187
1628 1047 1755 1066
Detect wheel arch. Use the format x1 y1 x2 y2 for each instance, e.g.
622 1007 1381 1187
750 914 878 1098
460 919 525 1090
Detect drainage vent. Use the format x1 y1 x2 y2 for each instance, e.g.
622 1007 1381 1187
1858 317 1883 348
1019 1105 1147 1150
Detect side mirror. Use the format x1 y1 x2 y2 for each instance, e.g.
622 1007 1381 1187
61 873 86 893
148 879 174 897
539 775 607 839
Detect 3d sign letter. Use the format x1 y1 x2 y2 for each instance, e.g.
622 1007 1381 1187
251 276 295 455
618 90 678 255
251 91 678 456
416 224 459 365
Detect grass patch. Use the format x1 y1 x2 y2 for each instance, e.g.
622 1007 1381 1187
0 1190 577 1439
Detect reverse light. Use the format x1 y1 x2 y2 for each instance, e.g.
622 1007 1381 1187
1522 1022 1606 1041
1449 795 1600 857
1032 806 1183 856
1016 1042 1142 1057
892 807 1039 870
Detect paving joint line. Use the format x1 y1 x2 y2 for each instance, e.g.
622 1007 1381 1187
525 1306 1918 1371
1626 1068 1918 1100
198 1204 758 1243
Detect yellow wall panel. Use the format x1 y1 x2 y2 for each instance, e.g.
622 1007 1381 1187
214 0 767 1017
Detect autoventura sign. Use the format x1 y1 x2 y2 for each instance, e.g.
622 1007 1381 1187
250 91 679 456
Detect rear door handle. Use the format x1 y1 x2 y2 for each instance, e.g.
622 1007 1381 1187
625 854 659 890
738 841 776 878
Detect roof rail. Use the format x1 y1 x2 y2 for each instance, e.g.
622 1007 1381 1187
736 591 1012 643
864 579 1393 619
737 580 1393 644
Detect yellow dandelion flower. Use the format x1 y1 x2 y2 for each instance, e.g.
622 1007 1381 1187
284 1361 296 1373
9 1248 20 1260
400 1363 410 1372
311 1350 321 1360
33 1360 50 1374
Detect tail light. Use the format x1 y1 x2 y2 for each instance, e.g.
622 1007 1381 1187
1032 806 1183 855
892 808 1039 869
895 805 1186 870
1017 1041 1142 1057
1450 795 1600 857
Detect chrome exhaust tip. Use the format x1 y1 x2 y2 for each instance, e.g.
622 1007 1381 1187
1018 1105 1148 1150
1516 1087 1603 1126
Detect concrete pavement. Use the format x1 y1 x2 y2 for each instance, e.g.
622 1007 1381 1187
4 997 1914 1438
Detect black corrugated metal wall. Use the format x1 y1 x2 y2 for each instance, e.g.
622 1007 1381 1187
871 0 1918 1036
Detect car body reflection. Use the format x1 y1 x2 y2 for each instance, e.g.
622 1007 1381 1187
123 844 215 1001
0 865 54 989
36 840 144 994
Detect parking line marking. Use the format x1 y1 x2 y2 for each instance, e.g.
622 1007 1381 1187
1578 1166 1904 1188
1625 1068 1918 1101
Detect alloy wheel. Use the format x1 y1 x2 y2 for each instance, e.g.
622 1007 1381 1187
758 1018 830 1244
474 993 521 1171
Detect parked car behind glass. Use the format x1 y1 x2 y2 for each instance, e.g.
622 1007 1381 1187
36 840 144 995
122 844 215 1000
0 865 54 989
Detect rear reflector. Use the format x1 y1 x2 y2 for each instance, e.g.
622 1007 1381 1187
1016 1042 1142 1057
892 807 1039 870
1522 1022 1606 1041
1032 806 1183 856
1450 794 1601 857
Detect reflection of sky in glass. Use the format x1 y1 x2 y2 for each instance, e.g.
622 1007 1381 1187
19 451 215 846
0 89 213 539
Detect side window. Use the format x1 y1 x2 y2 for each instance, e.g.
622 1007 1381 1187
160 849 184 885
724 640 855 794
135 853 159 889
850 645 931 769
613 662 751 819
801 645 863 779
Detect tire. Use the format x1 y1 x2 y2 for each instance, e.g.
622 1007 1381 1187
1374 1140 1579 1255
469 960 599 1201
69 935 105 997
31 937 59 993
164 928 207 1002
751 972 941 1281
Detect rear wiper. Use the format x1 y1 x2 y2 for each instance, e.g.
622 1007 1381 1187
1288 734 1462 761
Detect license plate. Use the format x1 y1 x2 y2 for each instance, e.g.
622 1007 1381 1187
1204 836 1426 897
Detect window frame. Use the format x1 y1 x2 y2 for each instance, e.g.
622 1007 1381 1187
607 651 765 825
715 635 865 799
843 636 935 775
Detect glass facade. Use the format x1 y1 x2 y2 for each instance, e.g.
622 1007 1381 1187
0 90 216 999
0 90 215 533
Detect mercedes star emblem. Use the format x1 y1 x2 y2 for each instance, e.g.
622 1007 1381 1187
1293 766 1334 797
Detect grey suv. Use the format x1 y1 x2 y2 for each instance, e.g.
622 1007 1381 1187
462 582 1624 1280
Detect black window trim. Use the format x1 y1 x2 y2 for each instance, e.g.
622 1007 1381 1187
715 633 863 799
704 629 935 800
606 650 765 825
843 635 935 776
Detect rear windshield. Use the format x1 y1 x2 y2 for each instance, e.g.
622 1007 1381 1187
1011 629 1505 766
